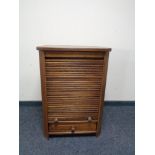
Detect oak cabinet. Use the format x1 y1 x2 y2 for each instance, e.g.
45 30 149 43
37 45 111 138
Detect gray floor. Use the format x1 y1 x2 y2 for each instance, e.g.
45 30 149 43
19 103 135 155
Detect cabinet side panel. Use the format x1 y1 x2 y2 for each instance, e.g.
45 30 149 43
39 51 48 138
96 52 109 136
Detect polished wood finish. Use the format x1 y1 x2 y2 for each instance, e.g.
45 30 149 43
49 122 96 133
37 45 111 138
39 51 49 138
37 45 111 52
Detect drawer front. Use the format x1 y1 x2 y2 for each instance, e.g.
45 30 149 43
48 122 97 134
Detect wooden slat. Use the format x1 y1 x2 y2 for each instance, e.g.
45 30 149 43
53 107 97 112
48 112 98 116
47 101 100 106
47 96 100 101
48 116 98 121
46 83 101 87
47 104 99 107
45 58 104 62
45 51 104 58
47 98 100 102
46 77 102 81
48 110 98 113
47 89 100 92
48 131 96 135
48 120 97 123
45 67 103 72
45 60 104 67
47 90 100 95
45 61 103 65
46 80 101 83
48 106 99 110
46 72 103 75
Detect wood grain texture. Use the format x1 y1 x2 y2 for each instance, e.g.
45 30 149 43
37 46 111 138
96 52 109 136
39 51 49 138
48 122 96 133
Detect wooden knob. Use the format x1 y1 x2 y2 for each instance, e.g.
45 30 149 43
88 116 92 122
54 118 58 123
71 126 75 133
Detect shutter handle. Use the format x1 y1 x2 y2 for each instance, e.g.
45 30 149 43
71 126 75 133
88 116 92 122
54 118 58 123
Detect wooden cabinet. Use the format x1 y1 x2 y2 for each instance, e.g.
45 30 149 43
37 45 111 138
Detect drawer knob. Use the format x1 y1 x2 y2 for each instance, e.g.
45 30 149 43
88 116 92 122
54 118 58 123
71 126 75 133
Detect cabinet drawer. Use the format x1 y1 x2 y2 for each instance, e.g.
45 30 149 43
48 122 97 134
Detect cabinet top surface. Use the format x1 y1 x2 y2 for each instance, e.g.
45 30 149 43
36 45 111 52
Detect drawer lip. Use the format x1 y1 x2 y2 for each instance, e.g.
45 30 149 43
48 120 98 123
48 131 97 135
